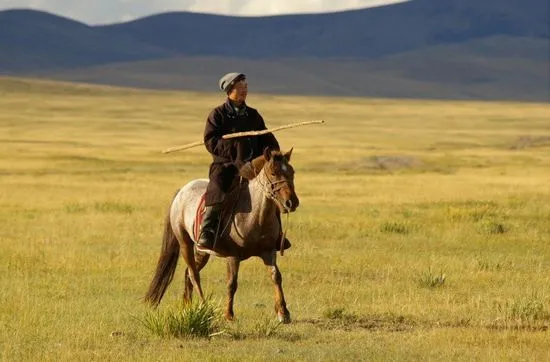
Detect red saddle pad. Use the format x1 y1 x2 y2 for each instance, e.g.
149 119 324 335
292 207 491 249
193 193 207 242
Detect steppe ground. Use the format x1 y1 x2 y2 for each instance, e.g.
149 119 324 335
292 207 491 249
1 77 550 361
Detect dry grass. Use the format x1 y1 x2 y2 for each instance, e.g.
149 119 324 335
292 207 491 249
1 77 550 361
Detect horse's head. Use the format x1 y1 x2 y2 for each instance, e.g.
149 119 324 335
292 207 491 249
262 147 300 213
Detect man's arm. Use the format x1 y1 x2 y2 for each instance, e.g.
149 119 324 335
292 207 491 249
204 109 234 159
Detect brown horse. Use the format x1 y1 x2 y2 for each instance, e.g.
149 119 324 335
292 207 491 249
144 148 299 323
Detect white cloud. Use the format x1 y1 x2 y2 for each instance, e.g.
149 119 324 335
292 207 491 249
187 0 405 17
0 0 406 24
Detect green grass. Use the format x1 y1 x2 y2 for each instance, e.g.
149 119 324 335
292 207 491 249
418 268 447 288
1 77 550 361
138 299 222 338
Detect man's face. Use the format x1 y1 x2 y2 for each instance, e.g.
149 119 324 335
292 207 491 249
229 80 248 103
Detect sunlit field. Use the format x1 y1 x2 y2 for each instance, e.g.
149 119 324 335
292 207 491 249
1 77 549 361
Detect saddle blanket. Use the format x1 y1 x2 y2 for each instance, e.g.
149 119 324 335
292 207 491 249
193 193 207 242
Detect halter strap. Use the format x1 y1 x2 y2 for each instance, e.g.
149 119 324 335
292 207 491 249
258 167 293 256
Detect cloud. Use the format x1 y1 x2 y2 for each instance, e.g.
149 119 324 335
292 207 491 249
0 0 406 24
187 0 405 17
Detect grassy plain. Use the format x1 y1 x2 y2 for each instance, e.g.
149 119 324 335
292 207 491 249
1 77 550 361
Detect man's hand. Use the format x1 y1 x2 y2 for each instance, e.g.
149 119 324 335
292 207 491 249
238 161 255 179
233 137 252 167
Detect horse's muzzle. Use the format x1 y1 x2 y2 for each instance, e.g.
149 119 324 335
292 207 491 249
283 197 299 213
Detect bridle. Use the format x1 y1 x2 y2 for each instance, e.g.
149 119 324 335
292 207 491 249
220 161 295 256
258 166 294 213
257 165 295 255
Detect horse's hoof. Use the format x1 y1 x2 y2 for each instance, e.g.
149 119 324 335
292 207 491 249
277 312 291 324
225 313 235 321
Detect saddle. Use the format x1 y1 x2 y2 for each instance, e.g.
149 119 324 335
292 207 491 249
193 179 290 254
193 177 247 242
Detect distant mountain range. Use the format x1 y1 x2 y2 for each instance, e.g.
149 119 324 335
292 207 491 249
0 0 548 101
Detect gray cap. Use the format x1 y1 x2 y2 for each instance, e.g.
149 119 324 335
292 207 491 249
218 72 246 93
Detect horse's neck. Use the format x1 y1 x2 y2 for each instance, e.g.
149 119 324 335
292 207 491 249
247 170 277 225
228 170 280 245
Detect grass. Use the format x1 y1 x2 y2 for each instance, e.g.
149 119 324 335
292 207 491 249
138 299 221 338
418 268 447 288
1 77 550 361
492 294 550 331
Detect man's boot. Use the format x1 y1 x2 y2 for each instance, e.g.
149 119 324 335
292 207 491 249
197 204 222 250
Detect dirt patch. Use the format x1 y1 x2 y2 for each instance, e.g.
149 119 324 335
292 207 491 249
312 155 424 173
302 313 417 332
302 315 549 333
509 136 550 150
359 155 423 170
486 323 549 332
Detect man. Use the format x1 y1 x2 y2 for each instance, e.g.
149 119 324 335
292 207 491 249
197 72 290 251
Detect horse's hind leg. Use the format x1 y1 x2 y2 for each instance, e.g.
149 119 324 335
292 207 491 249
225 256 240 321
183 251 210 303
260 251 291 324
179 231 206 302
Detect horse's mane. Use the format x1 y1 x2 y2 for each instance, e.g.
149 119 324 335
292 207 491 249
239 155 267 180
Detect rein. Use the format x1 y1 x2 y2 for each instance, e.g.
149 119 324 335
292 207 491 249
257 167 293 256
216 164 294 256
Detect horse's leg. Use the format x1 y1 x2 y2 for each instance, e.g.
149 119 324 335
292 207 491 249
225 256 240 321
179 231 206 302
260 251 291 323
183 251 210 303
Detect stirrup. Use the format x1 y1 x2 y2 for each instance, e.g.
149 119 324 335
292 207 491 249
197 233 215 251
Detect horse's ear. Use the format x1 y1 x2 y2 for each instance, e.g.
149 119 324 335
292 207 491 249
284 147 293 162
263 147 271 161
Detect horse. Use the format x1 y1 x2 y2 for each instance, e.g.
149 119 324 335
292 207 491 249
144 148 299 323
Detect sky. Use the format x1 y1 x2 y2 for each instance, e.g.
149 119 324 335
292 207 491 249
0 0 406 24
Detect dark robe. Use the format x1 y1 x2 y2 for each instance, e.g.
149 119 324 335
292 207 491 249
203 99 279 206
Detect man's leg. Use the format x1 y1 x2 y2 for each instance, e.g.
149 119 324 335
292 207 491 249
197 203 222 250
197 164 236 251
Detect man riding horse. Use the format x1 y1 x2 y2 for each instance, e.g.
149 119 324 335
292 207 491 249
197 72 292 252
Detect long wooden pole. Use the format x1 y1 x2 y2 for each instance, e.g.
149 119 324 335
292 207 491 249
222 120 324 139
162 141 205 154
162 120 324 154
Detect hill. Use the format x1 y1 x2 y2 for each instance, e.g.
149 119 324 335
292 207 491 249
97 0 548 58
33 36 549 101
0 9 173 71
0 0 548 101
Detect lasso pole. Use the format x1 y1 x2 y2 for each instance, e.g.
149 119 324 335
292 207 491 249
161 120 324 154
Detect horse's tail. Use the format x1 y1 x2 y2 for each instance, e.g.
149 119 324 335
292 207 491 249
144 195 180 307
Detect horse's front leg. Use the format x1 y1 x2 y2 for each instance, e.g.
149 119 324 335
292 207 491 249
183 251 210 303
260 251 291 323
225 256 240 321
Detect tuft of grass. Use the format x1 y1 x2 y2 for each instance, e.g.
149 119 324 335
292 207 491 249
251 316 283 338
496 295 548 325
446 201 498 222
323 307 357 322
225 317 283 340
418 268 446 288
380 221 414 234
476 256 512 272
93 201 135 214
138 299 222 338
65 203 88 213
478 220 508 234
